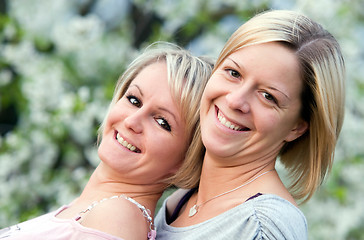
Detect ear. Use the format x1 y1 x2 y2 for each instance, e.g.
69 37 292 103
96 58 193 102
284 119 308 142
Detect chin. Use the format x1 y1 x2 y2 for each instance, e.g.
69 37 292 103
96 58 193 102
202 139 229 158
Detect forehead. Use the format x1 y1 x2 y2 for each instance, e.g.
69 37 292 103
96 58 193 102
131 62 169 88
229 43 298 70
130 62 184 118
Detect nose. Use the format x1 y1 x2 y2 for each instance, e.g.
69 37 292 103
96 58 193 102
123 109 144 134
225 86 251 113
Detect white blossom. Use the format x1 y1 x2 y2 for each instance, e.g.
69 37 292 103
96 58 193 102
0 69 12 86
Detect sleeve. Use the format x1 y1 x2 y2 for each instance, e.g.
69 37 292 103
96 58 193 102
250 196 308 240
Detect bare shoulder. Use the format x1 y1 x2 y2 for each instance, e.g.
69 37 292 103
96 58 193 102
80 197 149 240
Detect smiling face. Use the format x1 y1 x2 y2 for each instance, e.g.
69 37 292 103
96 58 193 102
98 62 188 184
200 42 308 164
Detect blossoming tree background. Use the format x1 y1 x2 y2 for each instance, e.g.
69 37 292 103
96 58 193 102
0 0 363 239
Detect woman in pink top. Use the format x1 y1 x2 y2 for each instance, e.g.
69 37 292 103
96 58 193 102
0 43 213 240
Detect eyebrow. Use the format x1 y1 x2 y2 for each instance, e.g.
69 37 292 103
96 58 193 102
268 87 290 100
130 84 143 97
158 106 178 126
226 57 244 72
226 58 290 101
129 83 178 125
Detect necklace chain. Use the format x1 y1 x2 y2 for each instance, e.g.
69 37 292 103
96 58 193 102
188 169 274 217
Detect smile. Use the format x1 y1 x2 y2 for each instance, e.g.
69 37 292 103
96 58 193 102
217 110 250 131
116 132 141 153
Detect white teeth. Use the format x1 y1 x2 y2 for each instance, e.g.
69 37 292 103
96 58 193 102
116 133 138 152
217 112 242 131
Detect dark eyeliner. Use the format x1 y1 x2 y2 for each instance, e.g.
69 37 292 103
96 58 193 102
263 92 279 105
225 68 241 79
126 94 142 107
156 117 171 132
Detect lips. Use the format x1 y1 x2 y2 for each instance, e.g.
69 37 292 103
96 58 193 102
115 132 141 153
216 107 250 132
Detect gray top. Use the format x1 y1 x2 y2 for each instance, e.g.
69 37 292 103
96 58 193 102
155 194 307 240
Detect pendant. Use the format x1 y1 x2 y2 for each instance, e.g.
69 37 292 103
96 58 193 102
189 204 198 217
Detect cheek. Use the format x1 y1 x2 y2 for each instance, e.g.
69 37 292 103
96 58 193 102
161 138 188 169
200 77 225 114
203 76 221 97
254 109 283 135
166 140 187 161
262 111 278 126
257 111 296 139
104 105 127 130
200 87 212 114
101 116 113 139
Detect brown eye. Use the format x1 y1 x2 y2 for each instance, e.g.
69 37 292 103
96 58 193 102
156 118 171 132
262 92 277 104
228 69 241 78
127 95 141 107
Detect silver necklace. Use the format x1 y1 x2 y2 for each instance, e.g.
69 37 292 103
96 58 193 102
188 169 274 217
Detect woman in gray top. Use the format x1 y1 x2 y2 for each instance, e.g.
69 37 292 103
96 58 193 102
155 10 345 239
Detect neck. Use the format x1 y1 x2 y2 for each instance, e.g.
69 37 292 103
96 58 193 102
75 162 165 216
196 150 276 203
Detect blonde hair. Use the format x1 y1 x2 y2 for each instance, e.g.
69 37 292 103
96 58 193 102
98 42 213 184
172 10 345 203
